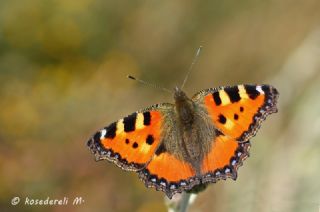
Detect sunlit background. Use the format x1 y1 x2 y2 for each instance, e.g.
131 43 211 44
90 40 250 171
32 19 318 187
1 0 320 211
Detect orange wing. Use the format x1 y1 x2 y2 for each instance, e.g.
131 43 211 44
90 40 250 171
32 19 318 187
201 132 251 183
138 151 199 199
193 84 279 142
87 103 173 171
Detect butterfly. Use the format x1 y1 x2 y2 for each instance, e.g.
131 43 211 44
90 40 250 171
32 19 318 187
87 84 279 198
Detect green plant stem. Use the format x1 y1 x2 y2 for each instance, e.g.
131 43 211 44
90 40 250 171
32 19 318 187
178 193 191 212
166 192 196 212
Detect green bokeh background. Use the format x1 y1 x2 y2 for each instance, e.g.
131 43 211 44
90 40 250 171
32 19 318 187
1 0 320 211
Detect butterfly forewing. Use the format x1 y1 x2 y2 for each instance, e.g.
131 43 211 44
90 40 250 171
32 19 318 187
192 84 279 142
87 103 172 171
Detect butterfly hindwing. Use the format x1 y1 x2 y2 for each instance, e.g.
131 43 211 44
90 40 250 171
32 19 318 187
138 151 200 199
138 131 251 198
193 84 279 142
87 103 173 171
201 131 251 183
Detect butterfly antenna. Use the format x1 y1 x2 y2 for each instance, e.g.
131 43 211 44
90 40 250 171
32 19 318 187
127 75 173 94
181 46 202 89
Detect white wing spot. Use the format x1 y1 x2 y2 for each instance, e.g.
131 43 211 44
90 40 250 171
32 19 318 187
170 184 176 189
232 160 237 166
180 182 187 186
256 86 264 94
100 129 106 139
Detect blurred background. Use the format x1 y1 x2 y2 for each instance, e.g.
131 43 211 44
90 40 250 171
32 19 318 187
1 0 320 211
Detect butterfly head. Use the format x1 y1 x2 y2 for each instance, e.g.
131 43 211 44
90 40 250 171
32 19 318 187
174 86 189 102
173 86 195 126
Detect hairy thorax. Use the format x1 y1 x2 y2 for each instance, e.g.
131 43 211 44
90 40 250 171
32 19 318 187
172 88 215 173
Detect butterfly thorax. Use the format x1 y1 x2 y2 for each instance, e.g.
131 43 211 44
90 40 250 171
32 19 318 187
174 87 194 128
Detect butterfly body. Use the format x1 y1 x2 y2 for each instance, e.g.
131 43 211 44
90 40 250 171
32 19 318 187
170 86 214 174
87 84 279 198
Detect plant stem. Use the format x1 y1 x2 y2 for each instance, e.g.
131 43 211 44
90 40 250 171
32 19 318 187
166 192 197 212
178 193 191 212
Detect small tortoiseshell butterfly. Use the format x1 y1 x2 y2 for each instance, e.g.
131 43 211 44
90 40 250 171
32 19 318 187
87 83 279 198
